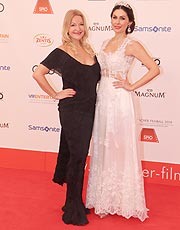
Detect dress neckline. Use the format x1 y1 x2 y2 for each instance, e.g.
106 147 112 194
56 48 97 67
102 37 129 55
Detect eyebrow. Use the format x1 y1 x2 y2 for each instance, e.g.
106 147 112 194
113 13 127 17
71 20 84 24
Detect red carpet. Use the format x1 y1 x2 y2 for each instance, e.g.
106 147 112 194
0 167 179 230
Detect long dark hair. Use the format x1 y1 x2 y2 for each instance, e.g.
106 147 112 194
110 4 135 34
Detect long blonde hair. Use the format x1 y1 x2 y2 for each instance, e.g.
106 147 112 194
62 9 95 56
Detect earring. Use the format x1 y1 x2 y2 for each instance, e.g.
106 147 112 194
127 25 131 33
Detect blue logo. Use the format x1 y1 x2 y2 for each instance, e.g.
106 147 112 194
28 124 60 132
134 25 171 33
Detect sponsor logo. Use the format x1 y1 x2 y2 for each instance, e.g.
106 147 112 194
138 118 173 128
142 58 160 66
0 33 9 43
89 22 112 32
0 65 11 71
134 89 166 99
134 25 171 33
142 161 180 186
33 34 53 47
0 122 9 128
143 166 180 181
0 92 4 100
153 58 161 66
28 124 60 132
32 65 55 75
28 94 57 104
33 0 53 14
0 3 4 12
140 128 159 143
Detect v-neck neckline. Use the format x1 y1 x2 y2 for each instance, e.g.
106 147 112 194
102 37 128 55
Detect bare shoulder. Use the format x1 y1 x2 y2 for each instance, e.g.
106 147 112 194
58 44 67 52
58 44 74 56
126 39 146 55
127 40 144 50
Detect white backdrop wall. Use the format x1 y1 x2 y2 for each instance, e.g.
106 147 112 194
0 1 180 170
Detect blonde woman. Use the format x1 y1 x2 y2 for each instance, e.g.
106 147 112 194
33 9 100 226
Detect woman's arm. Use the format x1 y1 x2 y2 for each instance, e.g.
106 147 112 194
126 40 160 91
113 40 160 91
32 64 76 99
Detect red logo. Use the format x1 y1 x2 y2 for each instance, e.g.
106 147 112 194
140 128 159 143
33 34 53 47
33 0 53 14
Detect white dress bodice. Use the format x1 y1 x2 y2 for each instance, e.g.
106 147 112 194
98 37 134 79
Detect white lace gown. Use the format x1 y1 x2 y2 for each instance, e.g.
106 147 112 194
86 37 148 222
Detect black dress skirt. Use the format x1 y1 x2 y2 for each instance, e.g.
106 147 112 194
41 48 101 225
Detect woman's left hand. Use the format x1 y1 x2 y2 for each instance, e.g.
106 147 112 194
112 78 133 91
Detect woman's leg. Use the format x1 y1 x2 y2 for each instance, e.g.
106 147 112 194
53 128 70 185
61 111 94 225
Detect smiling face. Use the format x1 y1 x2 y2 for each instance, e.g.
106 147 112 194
68 15 85 42
111 9 131 34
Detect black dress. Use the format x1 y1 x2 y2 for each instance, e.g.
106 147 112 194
41 48 101 225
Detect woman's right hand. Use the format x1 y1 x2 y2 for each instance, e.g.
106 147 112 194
53 88 76 100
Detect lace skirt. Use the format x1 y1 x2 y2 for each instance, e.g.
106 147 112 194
86 77 148 221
